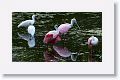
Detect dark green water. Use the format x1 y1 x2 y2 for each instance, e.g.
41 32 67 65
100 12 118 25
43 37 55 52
12 12 102 62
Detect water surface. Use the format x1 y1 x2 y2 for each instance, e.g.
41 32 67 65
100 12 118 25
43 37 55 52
12 12 102 62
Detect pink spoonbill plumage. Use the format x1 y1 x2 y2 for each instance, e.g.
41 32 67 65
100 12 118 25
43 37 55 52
88 36 98 48
56 18 80 34
53 45 71 57
87 36 98 61
43 29 61 44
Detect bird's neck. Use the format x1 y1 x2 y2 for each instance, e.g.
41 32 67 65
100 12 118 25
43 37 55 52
71 20 74 27
32 17 35 22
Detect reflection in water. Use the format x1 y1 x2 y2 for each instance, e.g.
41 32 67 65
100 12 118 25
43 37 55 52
18 33 35 48
12 12 102 62
44 46 79 62
43 46 65 62
71 52 78 61
53 45 71 57
44 51 58 62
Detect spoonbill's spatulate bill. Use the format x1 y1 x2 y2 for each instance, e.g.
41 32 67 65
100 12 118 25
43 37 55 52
17 15 36 28
57 18 80 34
88 36 98 47
27 25 35 37
53 45 71 57
43 30 61 44
18 33 35 48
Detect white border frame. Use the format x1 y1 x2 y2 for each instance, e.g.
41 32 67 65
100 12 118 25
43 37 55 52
0 0 114 74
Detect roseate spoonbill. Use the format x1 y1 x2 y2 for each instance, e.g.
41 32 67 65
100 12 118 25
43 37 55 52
87 36 98 61
27 25 35 37
88 36 98 48
53 45 71 57
18 33 35 48
57 18 80 34
43 29 61 44
17 15 36 28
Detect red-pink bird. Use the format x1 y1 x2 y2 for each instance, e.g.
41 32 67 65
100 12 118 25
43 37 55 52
56 18 80 34
43 29 61 44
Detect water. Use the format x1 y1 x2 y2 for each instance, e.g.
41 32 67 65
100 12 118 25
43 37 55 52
12 12 102 62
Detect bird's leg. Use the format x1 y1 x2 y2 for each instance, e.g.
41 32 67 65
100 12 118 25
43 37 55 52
88 45 93 62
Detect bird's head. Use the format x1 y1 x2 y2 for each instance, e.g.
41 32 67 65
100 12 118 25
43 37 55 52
71 18 80 29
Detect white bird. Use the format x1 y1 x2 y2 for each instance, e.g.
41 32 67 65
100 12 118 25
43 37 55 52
27 25 35 37
17 15 36 28
88 36 98 47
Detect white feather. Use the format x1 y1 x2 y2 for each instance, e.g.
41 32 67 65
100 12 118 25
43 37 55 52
17 15 35 28
27 25 35 37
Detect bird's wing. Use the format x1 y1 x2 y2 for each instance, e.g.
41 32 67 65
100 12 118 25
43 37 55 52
18 20 33 28
47 30 58 39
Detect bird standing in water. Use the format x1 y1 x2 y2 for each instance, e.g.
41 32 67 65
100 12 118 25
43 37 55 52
43 29 61 44
57 18 80 34
18 15 36 37
17 15 36 28
87 36 98 62
27 25 35 37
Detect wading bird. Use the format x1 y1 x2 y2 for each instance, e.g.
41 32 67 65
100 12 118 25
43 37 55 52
17 15 36 28
57 18 80 34
27 25 35 37
43 29 61 44
87 36 98 61
88 36 98 48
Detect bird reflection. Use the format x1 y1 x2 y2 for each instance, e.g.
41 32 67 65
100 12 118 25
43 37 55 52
71 52 78 61
18 33 35 48
43 46 63 62
44 45 79 62
44 50 59 62
53 45 71 57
